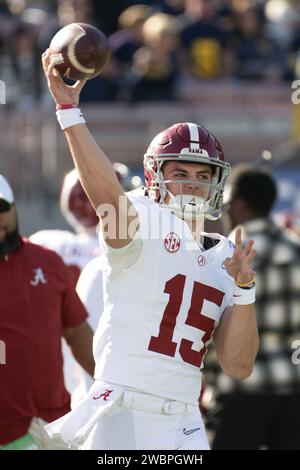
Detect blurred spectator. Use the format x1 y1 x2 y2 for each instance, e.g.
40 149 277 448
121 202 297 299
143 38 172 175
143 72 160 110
273 209 300 241
204 165 300 450
264 0 300 52
106 4 152 102
92 0 138 36
11 23 40 108
178 0 233 79
264 0 300 80
0 174 94 450
0 0 10 15
152 0 185 15
0 0 14 39
285 23 300 80
127 12 180 101
79 64 120 102
110 4 151 68
0 21 39 109
57 0 94 26
230 7 281 81
0 0 297 105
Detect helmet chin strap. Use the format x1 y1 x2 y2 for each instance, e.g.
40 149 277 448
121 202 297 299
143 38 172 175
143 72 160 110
164 188 206 221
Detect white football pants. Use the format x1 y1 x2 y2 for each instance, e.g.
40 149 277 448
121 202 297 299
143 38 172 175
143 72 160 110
80 389 210 450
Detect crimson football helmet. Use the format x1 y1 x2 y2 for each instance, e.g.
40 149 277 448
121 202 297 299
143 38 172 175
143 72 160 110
144 122 231 220
61 165 141 232
60 169 99 233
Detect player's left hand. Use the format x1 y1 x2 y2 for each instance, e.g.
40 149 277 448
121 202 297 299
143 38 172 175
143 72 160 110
223 227 256 285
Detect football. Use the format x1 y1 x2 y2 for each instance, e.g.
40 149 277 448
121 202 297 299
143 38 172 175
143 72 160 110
49 23 110 81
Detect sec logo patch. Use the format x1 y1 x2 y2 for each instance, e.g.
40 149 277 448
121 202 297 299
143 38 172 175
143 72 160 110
164 232 181 253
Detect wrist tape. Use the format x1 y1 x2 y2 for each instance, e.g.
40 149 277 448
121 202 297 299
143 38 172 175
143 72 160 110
56 107 86 130
233 283 256 305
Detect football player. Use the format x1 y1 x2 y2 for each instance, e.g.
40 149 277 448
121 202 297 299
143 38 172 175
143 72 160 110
42 49 258 450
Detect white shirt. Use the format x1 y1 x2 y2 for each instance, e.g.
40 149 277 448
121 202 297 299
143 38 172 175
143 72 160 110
29 230 100 272
76 256 104 331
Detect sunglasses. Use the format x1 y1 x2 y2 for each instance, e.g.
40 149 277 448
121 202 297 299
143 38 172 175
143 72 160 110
0 199 12 213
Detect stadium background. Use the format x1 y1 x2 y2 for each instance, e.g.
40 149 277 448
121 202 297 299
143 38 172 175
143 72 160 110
0 0 299 234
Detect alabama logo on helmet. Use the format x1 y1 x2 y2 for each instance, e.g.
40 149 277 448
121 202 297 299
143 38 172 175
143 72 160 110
164 232 181 253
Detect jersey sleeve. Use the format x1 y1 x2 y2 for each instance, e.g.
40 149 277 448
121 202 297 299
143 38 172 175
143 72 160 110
96 192 151 277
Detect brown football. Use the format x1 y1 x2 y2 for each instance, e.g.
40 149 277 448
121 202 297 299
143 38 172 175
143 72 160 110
49 23 110 81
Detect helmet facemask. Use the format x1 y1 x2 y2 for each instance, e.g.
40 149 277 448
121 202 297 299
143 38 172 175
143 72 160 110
144 154 230 221
144 123 231 220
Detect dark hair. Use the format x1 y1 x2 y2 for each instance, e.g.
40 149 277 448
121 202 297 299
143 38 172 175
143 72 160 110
230 168 277 216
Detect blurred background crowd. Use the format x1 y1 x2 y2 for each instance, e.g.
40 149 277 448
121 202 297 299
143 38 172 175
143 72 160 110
0 0 299 238
1 0 300 106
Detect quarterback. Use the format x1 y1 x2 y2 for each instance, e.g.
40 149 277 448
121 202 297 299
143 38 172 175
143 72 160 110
42 49 259 450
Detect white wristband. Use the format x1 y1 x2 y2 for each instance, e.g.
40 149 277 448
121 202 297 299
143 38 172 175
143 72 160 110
56 108 86 130
233 284 256 305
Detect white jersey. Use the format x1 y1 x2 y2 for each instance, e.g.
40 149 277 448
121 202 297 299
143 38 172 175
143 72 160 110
29 230 100 272
76 256 104 331
75 256 105 395
93 191 235 405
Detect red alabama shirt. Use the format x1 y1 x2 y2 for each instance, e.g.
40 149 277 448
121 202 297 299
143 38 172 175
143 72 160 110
0 238 88 444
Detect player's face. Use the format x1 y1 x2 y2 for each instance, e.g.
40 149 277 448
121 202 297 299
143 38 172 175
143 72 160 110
69 181 99 228
162 161 213 203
